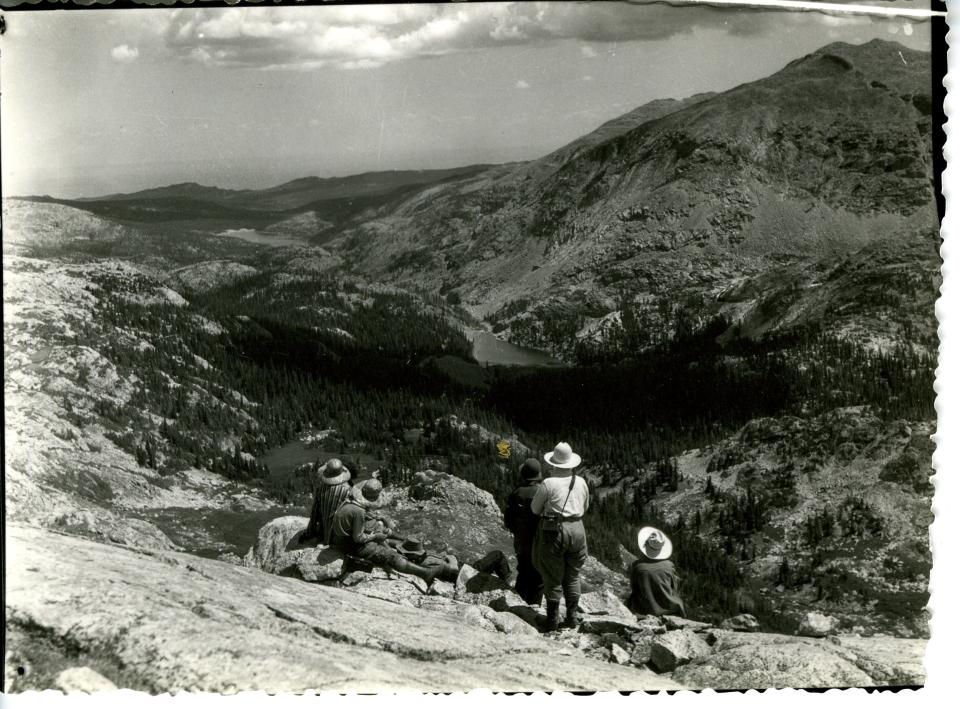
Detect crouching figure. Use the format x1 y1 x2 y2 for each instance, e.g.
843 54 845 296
628 526 686 617
329 479 440 586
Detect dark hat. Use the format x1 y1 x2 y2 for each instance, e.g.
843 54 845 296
519 458 543 482
350 479 389 509
398 538 427 561
320 458 351 486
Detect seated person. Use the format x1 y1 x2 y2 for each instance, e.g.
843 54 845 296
329 479 439 585
302 458 351 544
395 538 511 584
628 527 686 617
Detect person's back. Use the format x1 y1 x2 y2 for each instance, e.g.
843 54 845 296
505 483 541 549
305 458 352 543
629 527 685 617
628 558 686 617
505 458 546 605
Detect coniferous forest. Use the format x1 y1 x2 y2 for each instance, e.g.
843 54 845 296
69 261 936 628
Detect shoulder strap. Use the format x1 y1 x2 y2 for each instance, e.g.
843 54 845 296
559 474 576 517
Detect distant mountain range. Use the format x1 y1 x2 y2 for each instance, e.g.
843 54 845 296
18 39 938 359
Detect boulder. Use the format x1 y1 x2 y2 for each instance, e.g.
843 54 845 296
610 644 631 665
600 633 631 651
296 547 346 582
454 564 513 601
632 615 667 635
54 667 118 693
488 592 541 628
799 612 840 638
630 635 655 667
663 615 711 632
573 590 641 634
650 630 713 672
242 516 311 574
720 614 761 633
672 635 873 689
480 608 540 636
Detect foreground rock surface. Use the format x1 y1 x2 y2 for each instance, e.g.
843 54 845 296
6 524 679 692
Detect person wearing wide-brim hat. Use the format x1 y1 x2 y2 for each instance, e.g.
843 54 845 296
329 480 440 586
627 526 686 618
396 538 499 584
531 442 591 631
303 458 352 544
504 458 546 605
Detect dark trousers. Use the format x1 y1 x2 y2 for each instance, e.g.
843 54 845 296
533 519 587 606
513 547 544 606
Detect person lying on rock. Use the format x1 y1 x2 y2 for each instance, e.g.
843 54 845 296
627 527 686 618
329 479 440 586
504 458 545 605
302 458 351 544
532 442 590 632
395 538 511 584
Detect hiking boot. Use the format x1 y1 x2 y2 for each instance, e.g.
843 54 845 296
560 599 581 630
538 601 560 633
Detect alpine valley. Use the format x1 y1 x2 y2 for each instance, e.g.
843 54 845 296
4 39 938 691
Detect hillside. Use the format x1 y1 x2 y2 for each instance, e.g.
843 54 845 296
325 39 937 359
2 36 938 693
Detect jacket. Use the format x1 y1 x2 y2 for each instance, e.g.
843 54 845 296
504 482 542 552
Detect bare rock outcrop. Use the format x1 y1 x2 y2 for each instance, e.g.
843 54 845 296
6 524 680 692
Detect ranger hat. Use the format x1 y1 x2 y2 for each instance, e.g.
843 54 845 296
544 441 581 470
320 458 351 486
350 479 389 509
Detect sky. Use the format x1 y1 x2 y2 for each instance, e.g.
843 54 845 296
0 1 936 198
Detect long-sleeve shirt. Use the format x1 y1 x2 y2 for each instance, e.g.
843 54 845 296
329 501 377 552
531 475 590 518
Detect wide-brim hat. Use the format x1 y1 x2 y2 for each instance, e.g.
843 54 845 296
637 526 673 561
320 460 351 486
544 441 581 470
350 480 389 509
519 458 543 482
398 538 427 561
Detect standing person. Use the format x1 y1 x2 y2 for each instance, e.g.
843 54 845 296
628 527 686 617
504 458 545 605
329 479 440 585
303 458 351 544
532 442 590 632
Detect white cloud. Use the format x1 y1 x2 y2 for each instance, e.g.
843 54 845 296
515 79 531 89
111 44 140 63
158 2 891 70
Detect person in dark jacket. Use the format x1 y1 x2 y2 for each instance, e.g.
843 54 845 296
329 479 440 585
504 458 545 605
302 458 351 544
628 527 686 617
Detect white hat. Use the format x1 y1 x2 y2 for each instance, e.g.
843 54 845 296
637 526 673 560
544 442 582 470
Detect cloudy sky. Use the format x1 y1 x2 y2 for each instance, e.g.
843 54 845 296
0 1 935 198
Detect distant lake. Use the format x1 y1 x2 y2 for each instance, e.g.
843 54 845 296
468 330 565 368
258 436 380 483
218 228 304 247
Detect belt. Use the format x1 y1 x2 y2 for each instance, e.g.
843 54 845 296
542 515 582 522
